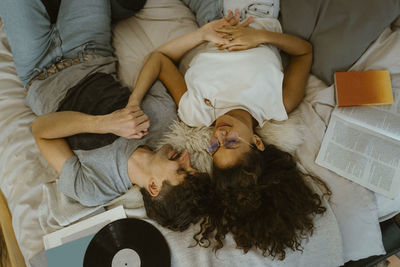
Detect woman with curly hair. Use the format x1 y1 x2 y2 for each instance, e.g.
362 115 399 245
196 145 330 259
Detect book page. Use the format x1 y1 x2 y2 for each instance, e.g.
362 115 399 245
316 116 400 199
333 87 400 141
43 205 126 250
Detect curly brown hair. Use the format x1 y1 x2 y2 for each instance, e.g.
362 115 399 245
141 172 215 232
194 144 331 260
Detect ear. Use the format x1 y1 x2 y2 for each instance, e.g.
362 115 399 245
147 179 161 197
252 134 265 151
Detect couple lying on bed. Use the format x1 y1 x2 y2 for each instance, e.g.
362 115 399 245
0 0 328 260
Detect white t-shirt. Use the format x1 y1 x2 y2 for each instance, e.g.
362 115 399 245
178 19 287 127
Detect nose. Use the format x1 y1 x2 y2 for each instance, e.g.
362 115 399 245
180 153 196 174
178 151 191 168
218 129 227 136
178 152 196 173
215 128 229 144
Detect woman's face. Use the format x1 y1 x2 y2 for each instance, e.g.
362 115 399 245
211 114 264 168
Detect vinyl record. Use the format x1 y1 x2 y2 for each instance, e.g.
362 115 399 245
83 218 171 267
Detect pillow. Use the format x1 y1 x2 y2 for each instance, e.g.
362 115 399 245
180 0 223 26
280 0 400 85
113 0 198 85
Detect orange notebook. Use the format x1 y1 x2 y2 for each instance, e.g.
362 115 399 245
334 70 393 107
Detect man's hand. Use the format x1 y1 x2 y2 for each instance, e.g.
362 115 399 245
101 106 150 139
200 9 253 45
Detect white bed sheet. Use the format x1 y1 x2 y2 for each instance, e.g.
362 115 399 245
294 19 400 261
0 0 399 266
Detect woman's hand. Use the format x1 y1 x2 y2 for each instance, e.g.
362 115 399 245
101 105 150 139
215 26 265 51
200 9 253 45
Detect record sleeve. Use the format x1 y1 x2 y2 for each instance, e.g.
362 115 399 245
84 218 171 267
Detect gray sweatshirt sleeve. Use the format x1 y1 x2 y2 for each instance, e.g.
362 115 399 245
57 155 123 207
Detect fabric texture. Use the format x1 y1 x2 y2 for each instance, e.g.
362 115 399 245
223 0 280 19
280 0 400 85
110 0 147 21
181 0 223 26
25 56 118 116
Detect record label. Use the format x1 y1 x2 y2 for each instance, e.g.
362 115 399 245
84 218 171 267
111 248 141 267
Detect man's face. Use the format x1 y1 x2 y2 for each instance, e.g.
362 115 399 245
150 144 196 186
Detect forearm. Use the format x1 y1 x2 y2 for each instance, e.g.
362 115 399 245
129 52 187 107
257 31 312 112
282 52 312 113
155 15 239 62
32 111 105 139
156 28 206 63
31 112 94 174
129 13 246 105
128 52 164 106
34 137 73 174
258 31 312 56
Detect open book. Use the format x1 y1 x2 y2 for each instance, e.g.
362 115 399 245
316 87 400 198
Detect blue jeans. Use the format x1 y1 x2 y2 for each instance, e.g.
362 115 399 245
0 0 114 87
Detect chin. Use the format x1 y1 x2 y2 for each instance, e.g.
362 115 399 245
155 144 172 156
159 144 173 150
214 153 239 169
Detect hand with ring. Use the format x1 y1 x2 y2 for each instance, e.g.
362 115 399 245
214 9 253 50
215 26 266 52
200 9 253 45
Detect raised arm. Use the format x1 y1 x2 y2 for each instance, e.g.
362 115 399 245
216 27 312 113
156 10 250 62
128 51 188 106
257 31 312 113
128 10 254 107
32 107 149 173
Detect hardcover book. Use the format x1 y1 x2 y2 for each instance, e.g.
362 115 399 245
334 70 393 107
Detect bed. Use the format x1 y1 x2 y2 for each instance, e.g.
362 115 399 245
1 0 400 266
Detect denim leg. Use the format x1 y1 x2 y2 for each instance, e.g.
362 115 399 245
56 0 113 59
0 0 56 87
182 0 223 27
